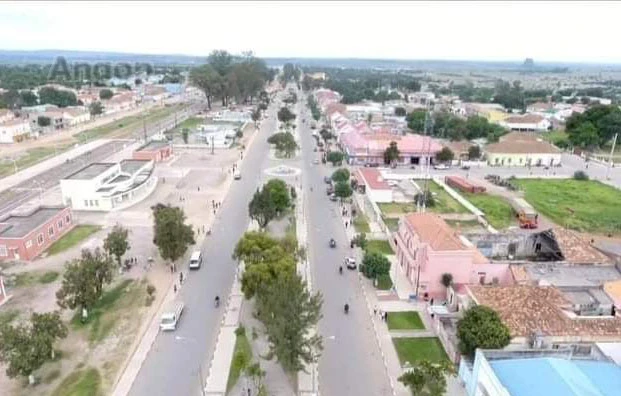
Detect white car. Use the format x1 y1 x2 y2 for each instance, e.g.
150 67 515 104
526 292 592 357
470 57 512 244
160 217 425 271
313 159 319 165
345 257 357 270
189 250 202 270
160 301 184 331
434 164 450 170
233 170 241 180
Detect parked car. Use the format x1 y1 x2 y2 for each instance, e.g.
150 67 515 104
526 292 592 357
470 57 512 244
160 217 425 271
326 185 334 195
313 158 319 165
329 193 338 201
461 165 470 170
324 176 332 184
434 164 449 170
160 300 184 331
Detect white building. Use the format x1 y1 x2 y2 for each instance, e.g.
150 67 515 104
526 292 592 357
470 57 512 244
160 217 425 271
212 110 251 123
62 107 91 126
486 132 562 167
0 109 15 124
60 159 156 211
355 168 393 203
196 124 237 148
104 92 137 115
499 114 551 132
0 119 31 143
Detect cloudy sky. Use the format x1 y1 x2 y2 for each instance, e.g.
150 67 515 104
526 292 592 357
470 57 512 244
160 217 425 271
0 1 618 63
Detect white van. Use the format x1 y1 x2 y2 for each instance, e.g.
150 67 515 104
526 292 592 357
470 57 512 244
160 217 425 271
189 250 202 270
160 300 184 331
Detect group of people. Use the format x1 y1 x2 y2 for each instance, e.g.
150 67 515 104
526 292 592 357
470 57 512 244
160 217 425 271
373 307 389 322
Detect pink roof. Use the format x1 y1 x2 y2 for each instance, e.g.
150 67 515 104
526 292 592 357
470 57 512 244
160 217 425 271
356 168 391 190
340 129 442 156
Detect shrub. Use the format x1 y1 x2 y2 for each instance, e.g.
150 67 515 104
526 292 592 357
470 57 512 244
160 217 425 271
146 284 156 296
574 170 589 180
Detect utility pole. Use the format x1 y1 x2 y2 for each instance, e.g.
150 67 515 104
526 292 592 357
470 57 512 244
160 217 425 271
211 135 215 155
606 133 618 180
143 116 147 141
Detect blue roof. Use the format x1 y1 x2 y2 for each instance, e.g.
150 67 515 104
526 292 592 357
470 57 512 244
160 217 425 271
490 358 621 396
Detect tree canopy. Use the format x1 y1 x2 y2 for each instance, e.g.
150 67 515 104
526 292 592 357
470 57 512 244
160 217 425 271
277 107 296 123
565 104 621 148
152 204 195 264
55 248 114 317
334 181 353 199
384 141 400 164
103 224 130 267
435 147 454 163
38 87 77 108
457 305 511 357
327 151 344 166
361 252 391 279
99 89 113 100
398 360 455 396
331 168 350 183
267 132 298 158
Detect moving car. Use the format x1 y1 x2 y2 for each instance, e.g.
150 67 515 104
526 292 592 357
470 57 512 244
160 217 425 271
160 300 184 331
313 158 320 165
233 170 241 180
434 164 450 170
329 238 336 248
344 257 357 270
189 250 202 270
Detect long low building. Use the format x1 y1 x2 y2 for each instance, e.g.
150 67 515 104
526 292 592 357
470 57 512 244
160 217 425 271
133 140 173 162
0 206 74 261
60 159 156 211
486 132 562 167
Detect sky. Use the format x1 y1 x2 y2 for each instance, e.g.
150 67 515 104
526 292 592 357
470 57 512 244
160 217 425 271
0 0 619 63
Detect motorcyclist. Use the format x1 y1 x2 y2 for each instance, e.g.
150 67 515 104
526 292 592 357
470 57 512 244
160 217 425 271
344 303 349 314
339 266 343 274
215 295 220 307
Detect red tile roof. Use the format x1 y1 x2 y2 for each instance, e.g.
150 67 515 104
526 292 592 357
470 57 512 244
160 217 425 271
356 168 390 190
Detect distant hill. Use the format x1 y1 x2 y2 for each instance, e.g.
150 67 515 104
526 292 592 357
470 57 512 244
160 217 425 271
0 49 618 71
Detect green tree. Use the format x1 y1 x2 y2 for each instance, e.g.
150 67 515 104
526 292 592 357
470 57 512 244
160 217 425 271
361 252 391 279
255 272 323 372
267 132 297 158
264 179 291 214
233 231 285 264
0 312 67 384
277 107 296 123
103 224 130 268
38 87 77 108
99 89 113 100
208 50 233 76
440 273 453 288
383 141 400 165
152 204 196 266
251 108 261 126
331 168 350 183
406 109 427 132
457 305 511 357
398 360 455 396
468 145 481 160
20 90 38 106
89 101 103 116
334 181 353 199
435 147 454 163
246 362 266 394
394 106 407 117
569 121 599 148
327 151 344 166
189 63 222 109
56 248 114 319
37 116 51 127
319 128 333 141
181 128 189 144
249 188 278 229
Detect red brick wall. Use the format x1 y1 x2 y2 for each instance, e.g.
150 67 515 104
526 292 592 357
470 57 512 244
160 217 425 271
132 147 172 162
0 207 74 261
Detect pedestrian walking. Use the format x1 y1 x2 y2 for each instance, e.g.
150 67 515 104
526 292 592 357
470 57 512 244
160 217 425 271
174 284 177 293
384 312 389 322
198 186 200 192
374 306 377 316
345 221 348 228
170 263 174 273
179 272 184 285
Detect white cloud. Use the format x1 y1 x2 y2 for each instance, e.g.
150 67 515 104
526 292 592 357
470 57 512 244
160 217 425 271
0 0 619 63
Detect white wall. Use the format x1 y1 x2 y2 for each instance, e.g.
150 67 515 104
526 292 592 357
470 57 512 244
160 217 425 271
368 188 392 203
460 350 511 396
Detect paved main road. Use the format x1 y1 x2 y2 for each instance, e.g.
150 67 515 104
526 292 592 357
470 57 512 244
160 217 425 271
297 94 393 395
128 95 282 396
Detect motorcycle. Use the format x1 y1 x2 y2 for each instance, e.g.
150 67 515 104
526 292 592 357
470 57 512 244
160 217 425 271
339 266 343 275
214 296 220 308
344 304 349 314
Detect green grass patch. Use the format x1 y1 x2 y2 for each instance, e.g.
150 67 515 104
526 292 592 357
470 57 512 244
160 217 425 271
14 270 60 287
0 145 71 178
353 213 371 233
417 180 469 214
365 239 393 255
464 193 515 230
71 279 143 343
387 312 425 330
377 274 393 290
51 367 101 396
226 326 253 392
542 130 569 145
513 179 621 234
46 225 101 256
382 216 400 232
392 337 449 366
0 309 20 327
377 202 416 214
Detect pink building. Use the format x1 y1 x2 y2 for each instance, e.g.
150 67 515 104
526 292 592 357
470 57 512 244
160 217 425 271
0 206 74 261
339 129 442 167
133 140 173 162
393 213 512 299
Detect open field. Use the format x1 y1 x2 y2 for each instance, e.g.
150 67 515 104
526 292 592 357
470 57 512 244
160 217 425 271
353 213 371 233
513 179 621 234
379 180 468 215
0 145 72 178
51 367 101 396
365 239 394 255
463 193 515 230
392 337 449 365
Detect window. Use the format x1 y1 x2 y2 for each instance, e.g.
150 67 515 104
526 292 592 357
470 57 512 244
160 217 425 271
25 240 32 248
58 219 63 229
66 215 71 223
95 200 99 207
84 200 89 207
48 226 54 236
89 200 94 206
0 246 7 257
37 233 44 245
